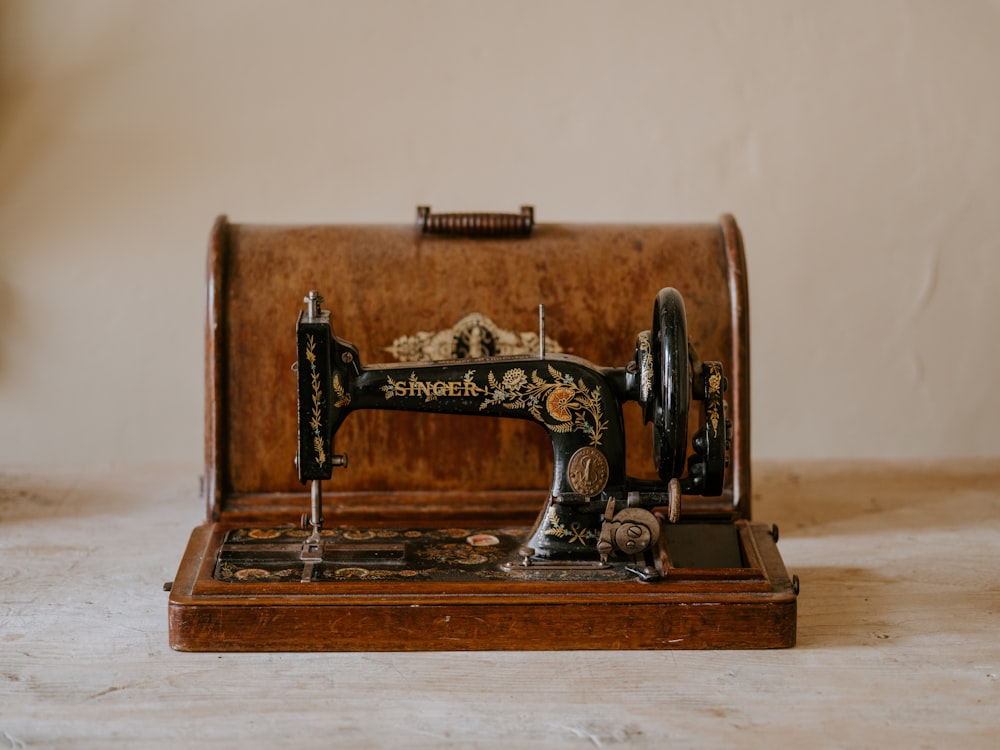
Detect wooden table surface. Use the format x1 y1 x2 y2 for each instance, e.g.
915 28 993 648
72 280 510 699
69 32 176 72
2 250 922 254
2 461 998 748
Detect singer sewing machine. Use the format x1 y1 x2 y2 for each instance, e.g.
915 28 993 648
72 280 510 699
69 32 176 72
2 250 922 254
168 209 797 651
287 286 729 579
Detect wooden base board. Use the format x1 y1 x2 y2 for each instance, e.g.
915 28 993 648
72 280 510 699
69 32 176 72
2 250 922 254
168 520 796 651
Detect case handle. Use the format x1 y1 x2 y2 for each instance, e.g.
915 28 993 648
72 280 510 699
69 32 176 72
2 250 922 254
416 205 534 237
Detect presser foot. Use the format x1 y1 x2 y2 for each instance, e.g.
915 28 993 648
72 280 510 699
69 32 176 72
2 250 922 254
624 556 665 582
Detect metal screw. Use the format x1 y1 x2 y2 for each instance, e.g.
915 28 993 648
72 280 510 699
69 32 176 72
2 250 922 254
305 290 324 320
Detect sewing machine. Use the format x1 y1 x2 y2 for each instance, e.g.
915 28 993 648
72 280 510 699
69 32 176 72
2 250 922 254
168 210 797 651
282 286 729 582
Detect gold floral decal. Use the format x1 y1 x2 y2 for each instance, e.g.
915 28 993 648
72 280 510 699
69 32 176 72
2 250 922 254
331 372 351 408
707 401 721 437
707 368 723 396
230 567 297 581
706 363 723 437
305 335 326 467
542 507 598 545
248 529 282 540
480 365 607 447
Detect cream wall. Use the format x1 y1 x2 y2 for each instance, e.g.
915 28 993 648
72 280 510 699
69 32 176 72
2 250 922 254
1 0 998 466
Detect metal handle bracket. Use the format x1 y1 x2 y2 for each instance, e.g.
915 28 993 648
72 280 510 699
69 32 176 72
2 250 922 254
416 205 534 237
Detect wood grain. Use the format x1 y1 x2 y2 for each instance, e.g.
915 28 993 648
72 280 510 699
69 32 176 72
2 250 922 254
168 521 795 651
208 217 750 518
179 216 771 650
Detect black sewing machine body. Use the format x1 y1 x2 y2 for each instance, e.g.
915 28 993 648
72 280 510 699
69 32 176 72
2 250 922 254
292 286 729 574
168 212 797 651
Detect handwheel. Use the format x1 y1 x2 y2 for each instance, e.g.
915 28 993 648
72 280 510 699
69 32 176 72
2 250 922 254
651 288 690 481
